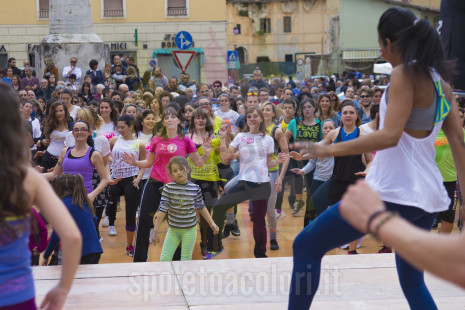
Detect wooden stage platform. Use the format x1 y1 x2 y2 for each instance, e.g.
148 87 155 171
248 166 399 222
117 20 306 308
33 254 464 309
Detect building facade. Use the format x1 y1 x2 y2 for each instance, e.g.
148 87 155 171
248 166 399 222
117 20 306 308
226 0 440 78
0 0 228 84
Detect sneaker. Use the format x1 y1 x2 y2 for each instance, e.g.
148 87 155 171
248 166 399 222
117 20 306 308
348 250 358 255
340 239 363 250
340 243 349 249
378 245 392 254
270 239 279 251
108 226 117 236
200 244 208 257
125 245 134 257
102 216 109 227
99 237 103 243
292 200 305 216
203 248 224 260
231 220 240 236
223 224 234 238
276 210 286 222
148 228 154 244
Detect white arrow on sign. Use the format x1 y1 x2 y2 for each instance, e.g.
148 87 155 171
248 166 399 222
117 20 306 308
179 33 191 49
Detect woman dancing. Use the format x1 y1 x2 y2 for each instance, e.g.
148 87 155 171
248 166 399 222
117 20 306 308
289 7 461 310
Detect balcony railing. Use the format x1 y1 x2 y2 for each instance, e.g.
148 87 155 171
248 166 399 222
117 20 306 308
167 7 187 16
103 9 124 17
39 9 49 19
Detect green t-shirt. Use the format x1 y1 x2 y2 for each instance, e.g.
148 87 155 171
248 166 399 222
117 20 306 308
287 118 322 142
434 129 458 182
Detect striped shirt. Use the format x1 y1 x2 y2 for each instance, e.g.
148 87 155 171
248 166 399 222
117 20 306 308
159 181 205 228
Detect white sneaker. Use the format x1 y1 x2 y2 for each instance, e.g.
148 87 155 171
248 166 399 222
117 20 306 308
276 210 286 222
340 238 363 250
108 226 117 236
148 228 154 244
99 237 103 243
102 216 109 227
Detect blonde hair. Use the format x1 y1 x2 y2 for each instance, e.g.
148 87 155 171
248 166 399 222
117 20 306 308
77 106 103 130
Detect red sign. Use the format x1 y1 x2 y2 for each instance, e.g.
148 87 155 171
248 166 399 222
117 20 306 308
172 50 196 72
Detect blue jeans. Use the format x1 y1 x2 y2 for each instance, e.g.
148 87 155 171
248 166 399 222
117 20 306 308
289 201 438 310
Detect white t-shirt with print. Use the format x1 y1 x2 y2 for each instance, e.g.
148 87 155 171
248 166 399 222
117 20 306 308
230 132 274 183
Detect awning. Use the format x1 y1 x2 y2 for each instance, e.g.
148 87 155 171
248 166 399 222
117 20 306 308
342 48 380 61
153 48 203 57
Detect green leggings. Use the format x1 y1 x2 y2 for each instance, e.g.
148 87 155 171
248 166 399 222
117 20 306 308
160 226 197 261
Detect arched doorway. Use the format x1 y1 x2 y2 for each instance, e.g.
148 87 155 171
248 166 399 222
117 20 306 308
235 46 248 65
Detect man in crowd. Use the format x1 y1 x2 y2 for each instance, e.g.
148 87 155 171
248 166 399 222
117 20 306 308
178 72 196 95
151 67 168 89
250 69 267 90
20 66 40 91
7 57 22 76
62 57 82 84
36 79 52 100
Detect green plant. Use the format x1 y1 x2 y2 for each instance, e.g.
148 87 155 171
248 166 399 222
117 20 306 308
255 30 265 36
256 3 262 10
239 10 249 17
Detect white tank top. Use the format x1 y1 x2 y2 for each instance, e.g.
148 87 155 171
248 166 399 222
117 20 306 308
47 129 69 156
111 136 141 179
365 70 450 213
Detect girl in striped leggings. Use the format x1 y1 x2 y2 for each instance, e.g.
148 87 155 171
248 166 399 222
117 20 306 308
151 156 219 261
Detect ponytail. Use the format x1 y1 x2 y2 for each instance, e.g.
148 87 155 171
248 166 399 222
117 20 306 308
378 7 452 80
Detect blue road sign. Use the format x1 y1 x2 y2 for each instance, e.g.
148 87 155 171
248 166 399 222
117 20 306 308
175 31 193 50
227 51 238 69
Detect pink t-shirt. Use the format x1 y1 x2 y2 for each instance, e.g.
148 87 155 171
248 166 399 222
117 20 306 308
149 136 197 183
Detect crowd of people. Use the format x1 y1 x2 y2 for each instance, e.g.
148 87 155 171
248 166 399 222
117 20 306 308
2 6 465 310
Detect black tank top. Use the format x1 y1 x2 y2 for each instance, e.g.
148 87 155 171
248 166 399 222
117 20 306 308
332 127 366 183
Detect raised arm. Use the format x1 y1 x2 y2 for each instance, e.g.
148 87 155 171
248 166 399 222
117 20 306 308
340 180 465 289
28 168 81 309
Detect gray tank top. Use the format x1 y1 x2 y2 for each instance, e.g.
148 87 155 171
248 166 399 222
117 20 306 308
385 85 437 131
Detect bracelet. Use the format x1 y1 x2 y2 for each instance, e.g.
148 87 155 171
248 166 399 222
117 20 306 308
371 211 398 239
365 210 388 233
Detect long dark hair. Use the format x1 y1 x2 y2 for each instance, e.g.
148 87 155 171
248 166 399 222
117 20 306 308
0 84 30 237
378 7 452 80
43 101 70 139
73 120 95 148
160 107 184 140
135 109 161 137
98 99 119 127
52 174 94 216
190 108 214 135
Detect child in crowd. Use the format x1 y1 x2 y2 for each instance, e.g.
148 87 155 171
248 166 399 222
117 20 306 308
42 174 103 265
151 156 219 261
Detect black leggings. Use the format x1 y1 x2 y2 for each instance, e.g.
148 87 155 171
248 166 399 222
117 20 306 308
437 181 457 224
109 176 140 231
133 180 164 262
80 253 101 264
41 151 58 172
193 179 221 252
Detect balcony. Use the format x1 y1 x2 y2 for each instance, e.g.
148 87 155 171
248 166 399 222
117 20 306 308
39 9 49 19
167 7 187 16
103 9 125 17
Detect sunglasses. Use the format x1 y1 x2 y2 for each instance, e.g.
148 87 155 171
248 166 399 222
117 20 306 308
213 84 221 88
359 95 372 99
247 92 258 96
115 65 121 67
71 61 77 64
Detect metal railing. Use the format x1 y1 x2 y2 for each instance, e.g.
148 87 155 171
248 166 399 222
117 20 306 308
167 7 187 16
39 9 49 19
103 9 124 17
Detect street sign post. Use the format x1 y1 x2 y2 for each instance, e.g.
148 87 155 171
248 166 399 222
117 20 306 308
148 58 157 68
227 51 238 70
174 31 193 50
172 50 196 72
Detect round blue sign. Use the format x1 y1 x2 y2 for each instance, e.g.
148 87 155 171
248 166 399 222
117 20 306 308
174 31 193 50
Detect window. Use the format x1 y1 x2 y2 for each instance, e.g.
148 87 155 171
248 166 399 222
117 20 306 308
103 0 125 18
0 54 8 70
260 18 271 33
167 0 188 17
283 16 291 33
37 0 49 19
28 53 36 68
285 54 293 62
